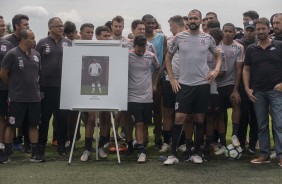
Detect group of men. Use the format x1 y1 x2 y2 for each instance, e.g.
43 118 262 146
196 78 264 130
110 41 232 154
0 9 281 168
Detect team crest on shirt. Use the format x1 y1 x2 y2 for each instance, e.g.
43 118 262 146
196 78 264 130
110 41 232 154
18 57 24 69
9 116 15 125
144 58 150 66
1 45 7 51
199 37 206 45
62 42 69 47
33 55 39 62
228 49 236 57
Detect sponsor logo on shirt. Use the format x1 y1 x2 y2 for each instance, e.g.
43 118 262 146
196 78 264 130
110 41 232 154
1 45 7 51
18 57 24 69
199 37 206 45
33 55 39 62
45 44 50 54
270 47 276 50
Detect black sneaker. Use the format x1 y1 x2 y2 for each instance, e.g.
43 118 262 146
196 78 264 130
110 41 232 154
247 147 256 155
122 148 133 156
23 144 32 154
57 146 67 156
0 150 10 164
154 140 163 150
30 154 45 162
182 151 191 162
202 151 212 161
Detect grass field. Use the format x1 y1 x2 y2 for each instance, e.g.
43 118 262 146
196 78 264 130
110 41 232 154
0 112 281 184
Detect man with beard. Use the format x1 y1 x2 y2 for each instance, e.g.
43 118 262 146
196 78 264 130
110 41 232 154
272 13 282 41
243 18 282 167
164 9 222 165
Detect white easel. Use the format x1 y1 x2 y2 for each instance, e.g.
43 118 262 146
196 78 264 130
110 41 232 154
68 109 120 164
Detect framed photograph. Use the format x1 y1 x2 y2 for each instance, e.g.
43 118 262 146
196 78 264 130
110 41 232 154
60 41 128 111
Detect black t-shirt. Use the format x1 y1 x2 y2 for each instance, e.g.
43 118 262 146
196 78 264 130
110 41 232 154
4 34 19 48
1 47 41 102
0 38 14 90
244 39 282 91
35 36 72 87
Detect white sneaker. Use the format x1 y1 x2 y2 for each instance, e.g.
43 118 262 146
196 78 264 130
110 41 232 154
159 143 170 153
214 146 226 155
103 142 110 149
98 148 108 158
164 155 179 165
231 135 240 147
137 153 146 163
270 152 276 160
190 154 203 164
177 144 186 152
0 143 5 150
80 150 91 162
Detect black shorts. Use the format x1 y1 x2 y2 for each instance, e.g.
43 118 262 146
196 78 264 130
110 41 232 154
91 76 100 83
175 84 210 113
162 80 176 109
218 85 234 110
7 102 41 128
128 102 152 124
0 90 8 118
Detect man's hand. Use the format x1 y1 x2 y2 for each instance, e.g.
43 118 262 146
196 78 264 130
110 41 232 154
170 78 181 93
205 70 219 83
231 90 241 104
274 83 282 92
245 88 256 102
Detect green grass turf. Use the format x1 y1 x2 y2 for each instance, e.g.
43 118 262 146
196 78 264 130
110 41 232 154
0 110 280 184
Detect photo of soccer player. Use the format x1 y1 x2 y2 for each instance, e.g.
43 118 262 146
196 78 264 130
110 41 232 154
80 56 109 95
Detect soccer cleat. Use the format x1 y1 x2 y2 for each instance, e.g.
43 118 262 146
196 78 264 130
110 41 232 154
23 144 32 154
109 143 127 154
122 148 133 156
182 151 191 162
30 154 45 162
98 148 108 158
12 143 23 151
164 155 179 165
270 152 276 160
250 156 271 164
137 153 146 163
214 146 226 155
202 151 212 161
177 144 186 152
247 147 256 155
190 154 203 164
159 143 170 153
80 150 91 162
0 151 10 164
231 135 240 147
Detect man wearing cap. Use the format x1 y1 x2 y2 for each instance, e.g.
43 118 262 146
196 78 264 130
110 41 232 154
236 19 258 155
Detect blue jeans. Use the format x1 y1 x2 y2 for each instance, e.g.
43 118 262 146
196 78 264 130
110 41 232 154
253 90 282 160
